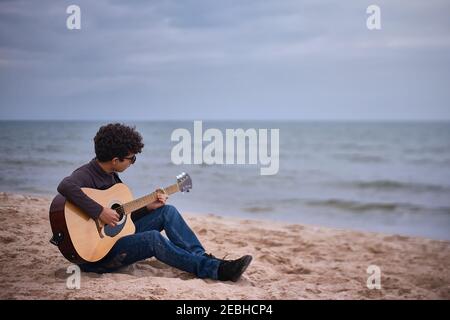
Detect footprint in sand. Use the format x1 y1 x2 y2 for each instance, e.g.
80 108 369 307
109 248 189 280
285 266 312 275
258 253 291 265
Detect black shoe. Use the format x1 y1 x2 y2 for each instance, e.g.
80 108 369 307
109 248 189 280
218 255 253 282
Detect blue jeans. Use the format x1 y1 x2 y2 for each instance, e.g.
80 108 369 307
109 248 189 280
79 205 220 279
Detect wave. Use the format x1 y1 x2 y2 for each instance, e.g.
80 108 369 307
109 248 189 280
304 199 450 214
33 145 64 153
346 180 450 193
407 158 450 166
403 146 450 155
306 199 400 212
332 153 386 163
337 143 386 152
242 206 275 213
2 158 75 168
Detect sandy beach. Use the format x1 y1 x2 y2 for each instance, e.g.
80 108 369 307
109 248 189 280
0 192 449 300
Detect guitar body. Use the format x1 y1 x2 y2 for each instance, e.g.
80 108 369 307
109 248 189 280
49 172 192 264
49 183 136 264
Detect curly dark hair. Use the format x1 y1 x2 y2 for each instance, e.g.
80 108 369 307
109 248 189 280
94 123 144 162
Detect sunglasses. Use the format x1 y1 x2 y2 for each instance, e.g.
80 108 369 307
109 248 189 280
123 155 136 164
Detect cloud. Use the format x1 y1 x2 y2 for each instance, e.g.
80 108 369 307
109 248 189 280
0 0 449 120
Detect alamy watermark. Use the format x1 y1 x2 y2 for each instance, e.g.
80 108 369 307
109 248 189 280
366 5 381 30
66 5 81 30
171 121 279 175
66 264 81 289
366 265 381 290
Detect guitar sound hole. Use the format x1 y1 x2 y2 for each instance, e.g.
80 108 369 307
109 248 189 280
111 203 124 222
103 203 127 237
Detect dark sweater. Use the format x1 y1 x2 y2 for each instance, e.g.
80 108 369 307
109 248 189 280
57 158 147 219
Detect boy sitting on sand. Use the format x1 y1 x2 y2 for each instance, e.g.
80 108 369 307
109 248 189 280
56 123 252 281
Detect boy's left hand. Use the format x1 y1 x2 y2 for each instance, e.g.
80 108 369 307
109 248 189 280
146 188 168 211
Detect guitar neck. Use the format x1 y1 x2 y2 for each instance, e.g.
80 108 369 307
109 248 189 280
122 183 180 214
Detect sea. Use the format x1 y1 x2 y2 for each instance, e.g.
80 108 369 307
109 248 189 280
1 120 449 240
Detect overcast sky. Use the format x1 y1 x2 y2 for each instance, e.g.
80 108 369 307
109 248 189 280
0 0 449 120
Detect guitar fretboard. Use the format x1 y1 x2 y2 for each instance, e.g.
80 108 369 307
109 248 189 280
122 183 180 214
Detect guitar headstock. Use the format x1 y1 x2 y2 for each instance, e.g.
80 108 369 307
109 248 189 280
176 172 192 193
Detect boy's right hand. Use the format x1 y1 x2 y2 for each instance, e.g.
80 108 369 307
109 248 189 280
99 207 120 227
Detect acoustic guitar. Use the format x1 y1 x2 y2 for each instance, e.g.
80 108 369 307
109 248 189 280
49 172 192 264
